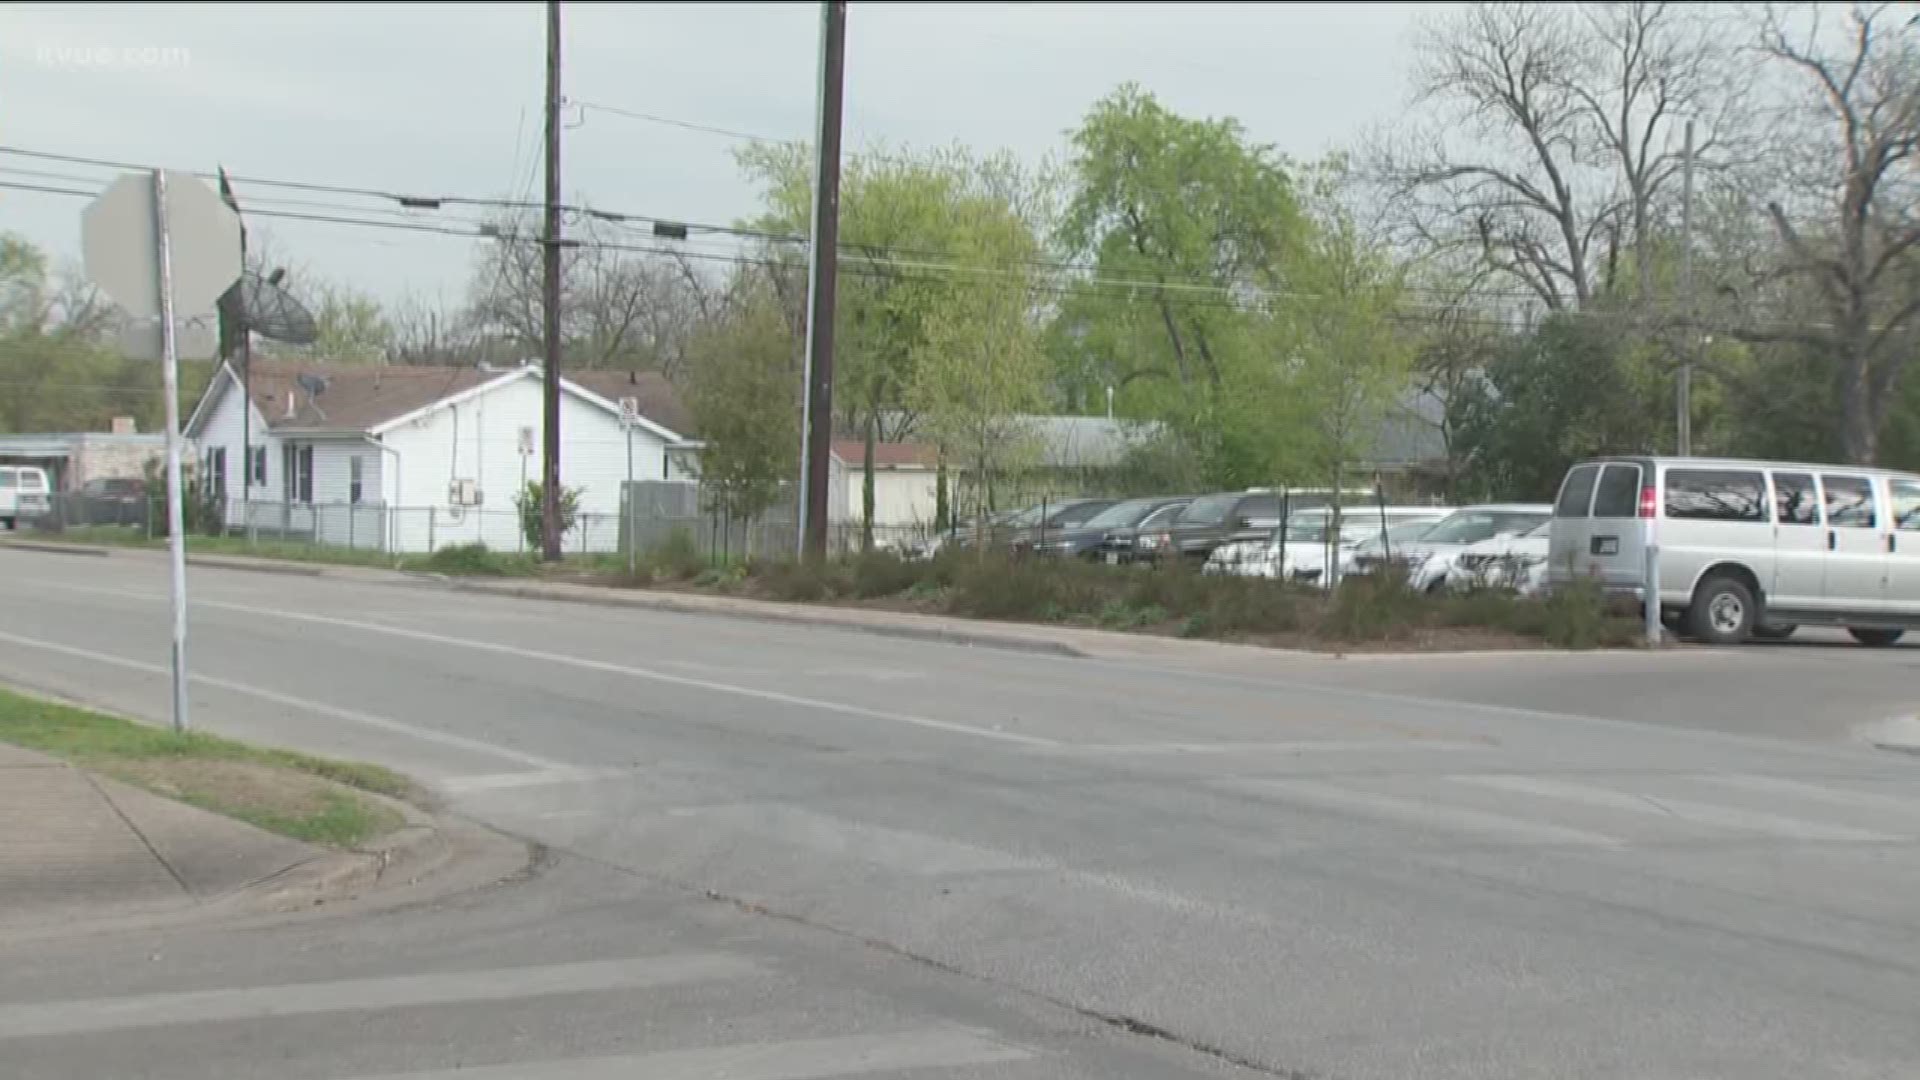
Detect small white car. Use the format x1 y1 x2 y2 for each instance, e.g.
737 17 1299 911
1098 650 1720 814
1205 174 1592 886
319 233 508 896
1444 521 1552 595
1353 504 1553 592
1206 507 1452 583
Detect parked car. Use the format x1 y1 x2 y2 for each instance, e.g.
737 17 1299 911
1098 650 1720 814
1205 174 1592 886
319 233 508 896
1262 506 1454 585
73 476 150 527
909 508 1025 560
0 465 51 530
1546 455 1920 645
1353 503 1553 592
1003 498 1117 556
1027 495 1192 561
1097 498 1194 565
1335 517 1449 583
1445 520 1552 595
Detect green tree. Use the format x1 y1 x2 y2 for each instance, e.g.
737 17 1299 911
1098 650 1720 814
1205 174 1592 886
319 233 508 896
683 277 800 529
1056 84 1309 488
734 142 1053 548
908 224 1049 525
513 479 580 553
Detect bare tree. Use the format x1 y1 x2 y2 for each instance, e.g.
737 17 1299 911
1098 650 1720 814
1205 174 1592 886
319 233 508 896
1737 2 1920 463
1377 2 1743 311
464 211 719 377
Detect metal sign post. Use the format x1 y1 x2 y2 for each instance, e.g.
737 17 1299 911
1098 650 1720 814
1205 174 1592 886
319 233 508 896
83 169 242 734
153 171 190 731
620 397 638 578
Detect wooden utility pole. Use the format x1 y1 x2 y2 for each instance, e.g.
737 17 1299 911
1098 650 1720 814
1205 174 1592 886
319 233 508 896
540 0 565 560
798 0 847 560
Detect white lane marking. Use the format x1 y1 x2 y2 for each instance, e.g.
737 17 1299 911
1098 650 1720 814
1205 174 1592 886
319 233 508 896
673 803 1042 875
1458 774 1907 843
180 595 1061 749
0 628 571 773
1066 739 1480 755
1691 774 1920 818
0 954 756 1040
1224 778 1626 848
437 768 631 794
342 1028 1031 1080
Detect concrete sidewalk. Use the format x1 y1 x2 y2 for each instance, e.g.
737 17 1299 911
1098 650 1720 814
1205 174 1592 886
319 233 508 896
0 743 325 931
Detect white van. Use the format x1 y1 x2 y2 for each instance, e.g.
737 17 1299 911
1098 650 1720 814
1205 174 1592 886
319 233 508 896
1547 456 1920 645
0 465 52 529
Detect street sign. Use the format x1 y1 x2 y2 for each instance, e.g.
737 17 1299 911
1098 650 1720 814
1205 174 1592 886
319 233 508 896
82 170 240 317
118 310 218 362
619 395 640 428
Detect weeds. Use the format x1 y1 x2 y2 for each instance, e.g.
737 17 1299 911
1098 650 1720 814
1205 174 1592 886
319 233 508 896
415 542 519 576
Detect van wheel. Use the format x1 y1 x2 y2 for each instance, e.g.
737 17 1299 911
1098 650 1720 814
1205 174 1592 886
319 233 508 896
1688 575 1755 645
1752 623 1797 641
1847 628 1905 647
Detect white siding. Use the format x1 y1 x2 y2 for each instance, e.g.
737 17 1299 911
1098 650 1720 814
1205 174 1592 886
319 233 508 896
193 371 283 528
833 462 938 530
378 370 671 553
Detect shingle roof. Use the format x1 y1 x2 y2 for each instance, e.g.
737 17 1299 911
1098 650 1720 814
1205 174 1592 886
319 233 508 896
226 361 693 439
830 439 937 468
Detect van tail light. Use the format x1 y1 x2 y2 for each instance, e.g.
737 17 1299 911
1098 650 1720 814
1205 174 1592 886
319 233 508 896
1638 485 1659 519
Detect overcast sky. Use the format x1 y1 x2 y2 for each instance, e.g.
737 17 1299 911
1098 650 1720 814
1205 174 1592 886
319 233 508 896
1 2 1439 309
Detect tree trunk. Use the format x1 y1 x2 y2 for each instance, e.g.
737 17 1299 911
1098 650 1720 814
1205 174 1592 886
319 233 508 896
934 459 949 532
1840 355 1879 465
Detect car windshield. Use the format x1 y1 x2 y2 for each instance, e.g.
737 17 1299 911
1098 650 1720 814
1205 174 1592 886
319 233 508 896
1083 499 1163 530
1351 519 1443 555
1177 493 1239 525
1281 512 1335 541
1420 511 1548 545
1046 501 1110 527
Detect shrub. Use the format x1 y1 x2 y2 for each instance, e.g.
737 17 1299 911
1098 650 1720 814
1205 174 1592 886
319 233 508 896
1204 577 1304 635
1097 600 1169 630
513 481 582 554
755 558 849 602
1538 576 1642 649
947 555 1108 621
648 527 706 581
1319 567 1423 641
848 551 924 599
418 542 510 576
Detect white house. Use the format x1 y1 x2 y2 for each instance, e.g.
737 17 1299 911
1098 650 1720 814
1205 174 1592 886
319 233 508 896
827 439 940 534
185 359 699 553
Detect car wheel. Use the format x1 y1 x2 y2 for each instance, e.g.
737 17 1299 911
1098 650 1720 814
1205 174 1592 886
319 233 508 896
1688 575 1755 645
1751 623 1798 641
1847 627 1905 647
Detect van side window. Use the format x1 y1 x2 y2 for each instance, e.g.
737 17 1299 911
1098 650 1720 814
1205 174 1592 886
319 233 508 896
1591 464 1641 517
1665 469 1767 521
1773 472 1819 525
1554 465 1599 518
1890 480 1920 532
0 469 14 489
1822 475 1877 528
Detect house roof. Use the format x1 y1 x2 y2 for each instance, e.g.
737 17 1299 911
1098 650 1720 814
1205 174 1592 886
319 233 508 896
830 439 938 469
200 361 694 439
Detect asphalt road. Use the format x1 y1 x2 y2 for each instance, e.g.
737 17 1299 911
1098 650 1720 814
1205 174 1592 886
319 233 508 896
2 545 1919 1080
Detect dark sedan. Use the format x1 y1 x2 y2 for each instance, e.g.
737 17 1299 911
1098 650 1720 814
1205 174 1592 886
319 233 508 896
1004 498 1118 556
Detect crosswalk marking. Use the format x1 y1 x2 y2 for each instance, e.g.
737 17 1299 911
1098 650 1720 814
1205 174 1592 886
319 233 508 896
338 1027 1032 1080
1456 775 1906 844
1227 778 1627 848
0 954 757 1041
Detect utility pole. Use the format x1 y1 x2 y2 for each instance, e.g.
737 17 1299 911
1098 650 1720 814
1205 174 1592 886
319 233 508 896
1677 118 1695 457
797 0 847 560
540 0 565 561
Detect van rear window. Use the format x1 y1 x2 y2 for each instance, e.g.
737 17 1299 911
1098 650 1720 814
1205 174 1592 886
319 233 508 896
1665 469 1767 522
1554 465 1598 518
1591 464 1641 518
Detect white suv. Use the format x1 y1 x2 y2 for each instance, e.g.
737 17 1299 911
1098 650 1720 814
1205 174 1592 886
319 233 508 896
0 466 51 530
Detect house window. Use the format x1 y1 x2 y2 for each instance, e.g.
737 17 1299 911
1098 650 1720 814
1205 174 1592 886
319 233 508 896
249 445 266 486
349 456 364 505
283 444 313 504
205 447 226 501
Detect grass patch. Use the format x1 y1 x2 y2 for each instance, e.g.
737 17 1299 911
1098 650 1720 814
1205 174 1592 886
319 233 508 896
0 687 410 847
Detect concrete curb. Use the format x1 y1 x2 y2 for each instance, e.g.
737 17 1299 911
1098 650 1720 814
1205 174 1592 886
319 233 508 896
0 539 112 556
442 578 1088 659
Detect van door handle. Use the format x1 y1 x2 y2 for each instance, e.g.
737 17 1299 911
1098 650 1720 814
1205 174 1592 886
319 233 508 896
1828 530 1837 551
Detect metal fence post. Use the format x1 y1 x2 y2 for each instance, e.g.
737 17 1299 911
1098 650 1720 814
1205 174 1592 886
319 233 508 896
428 507 437 553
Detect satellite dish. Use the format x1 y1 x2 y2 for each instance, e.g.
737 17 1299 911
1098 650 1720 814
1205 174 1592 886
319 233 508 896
218 269 317 345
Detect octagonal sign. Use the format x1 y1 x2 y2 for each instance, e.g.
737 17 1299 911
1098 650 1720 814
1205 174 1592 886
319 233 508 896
82 171 241 318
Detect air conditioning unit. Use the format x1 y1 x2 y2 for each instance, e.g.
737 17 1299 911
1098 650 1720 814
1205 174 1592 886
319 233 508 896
448 479 481 506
